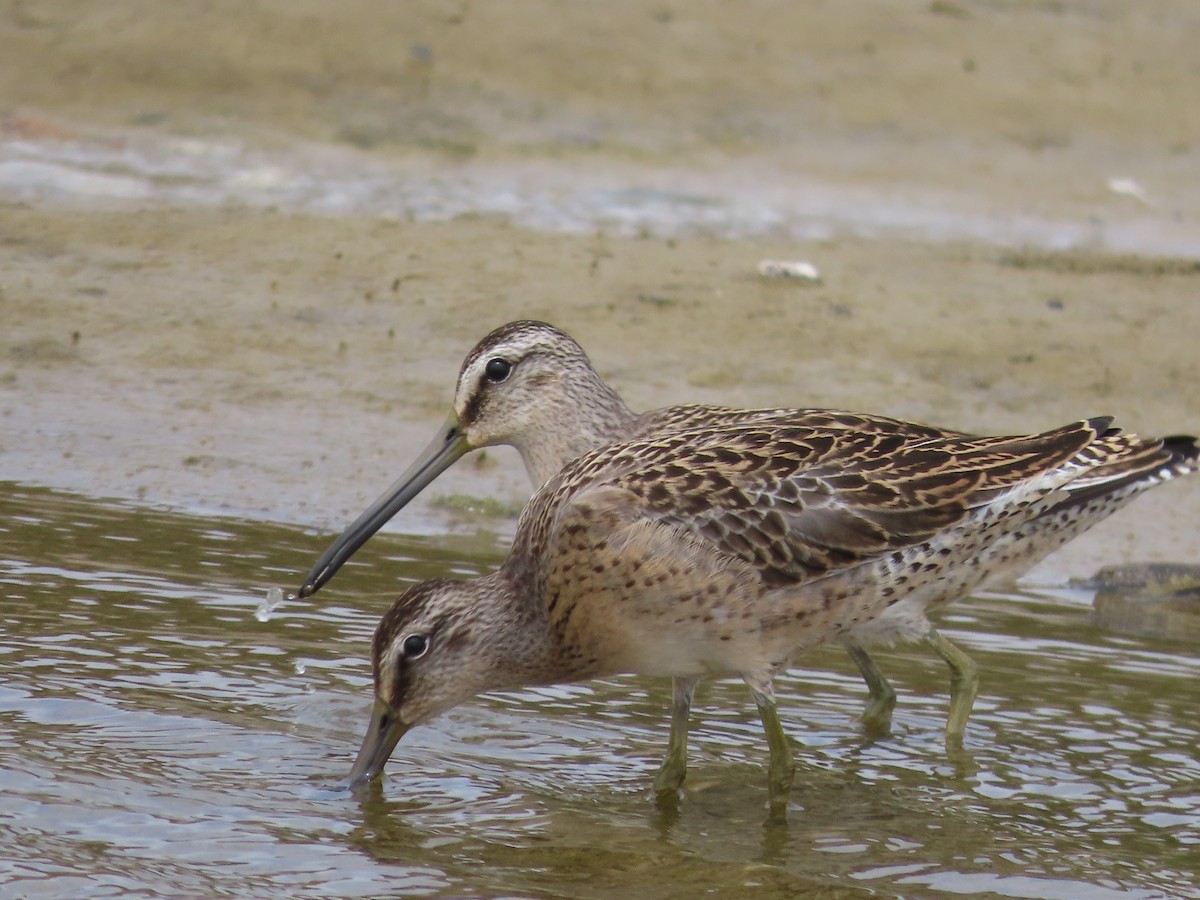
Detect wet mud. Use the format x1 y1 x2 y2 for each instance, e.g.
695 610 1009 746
2 0 1198 577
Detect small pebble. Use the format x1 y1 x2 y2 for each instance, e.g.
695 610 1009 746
757 260 821 282
1106 177 1151 205
1075 562 1200 643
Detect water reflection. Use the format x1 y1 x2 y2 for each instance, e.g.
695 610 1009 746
0 483 1196 897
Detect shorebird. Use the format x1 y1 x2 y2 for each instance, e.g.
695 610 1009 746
344 414 1192 809
299 322 1197 745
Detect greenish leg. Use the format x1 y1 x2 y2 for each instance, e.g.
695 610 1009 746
654 676 699 796
744 674 795 815
841 639 897 732
926 627 979 748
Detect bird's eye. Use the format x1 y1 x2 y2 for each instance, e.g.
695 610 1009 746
484 358 512 383
401 634 429 659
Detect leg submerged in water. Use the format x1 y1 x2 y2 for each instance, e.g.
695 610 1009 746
744 672 795 815
654 675 699 796
927 627 979 748
842 638 898 732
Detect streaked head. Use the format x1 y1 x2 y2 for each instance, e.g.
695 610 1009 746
297 321 630 600
452 320 621 457
346 575 521 788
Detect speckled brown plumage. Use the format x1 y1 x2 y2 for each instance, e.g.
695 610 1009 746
346 412 1196 806
305 321 1197 753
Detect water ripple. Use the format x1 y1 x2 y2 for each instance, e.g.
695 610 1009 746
1 484 1197 897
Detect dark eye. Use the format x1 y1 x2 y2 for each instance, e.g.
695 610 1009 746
401 634 429 659
484 358 512 383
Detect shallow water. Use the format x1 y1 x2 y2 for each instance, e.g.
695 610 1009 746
2 483 1197 898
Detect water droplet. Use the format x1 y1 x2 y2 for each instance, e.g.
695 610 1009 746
256 586 286 622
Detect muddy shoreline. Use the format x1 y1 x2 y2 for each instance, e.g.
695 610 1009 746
4 202 1196 581
2 0 1197 583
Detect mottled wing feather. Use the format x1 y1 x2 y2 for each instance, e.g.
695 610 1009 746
541 417 1110 588
1055 432 1199 508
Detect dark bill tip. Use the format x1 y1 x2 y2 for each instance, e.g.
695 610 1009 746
346 697 410 790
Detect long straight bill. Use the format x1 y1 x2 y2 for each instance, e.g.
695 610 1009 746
296 416 468 597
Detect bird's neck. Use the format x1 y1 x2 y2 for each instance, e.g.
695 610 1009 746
485 561 606 688
518 376 636 486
